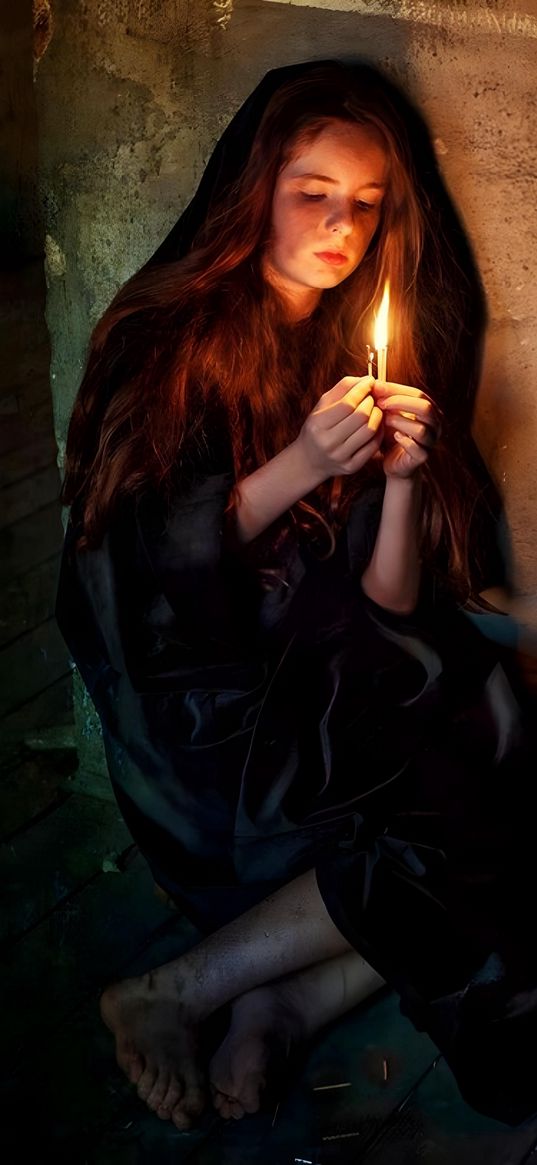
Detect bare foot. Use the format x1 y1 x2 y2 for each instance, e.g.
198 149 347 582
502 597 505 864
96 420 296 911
98 875 382 1128
209 981 303 1121
209 951 384 1120
100 969 206 1129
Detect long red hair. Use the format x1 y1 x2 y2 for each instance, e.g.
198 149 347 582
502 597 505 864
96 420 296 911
62 64 490 595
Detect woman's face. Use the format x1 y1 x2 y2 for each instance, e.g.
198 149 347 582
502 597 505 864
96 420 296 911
263 119 388 319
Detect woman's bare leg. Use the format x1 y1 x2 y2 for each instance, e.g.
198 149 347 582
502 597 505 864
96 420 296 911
100 869 376 1128
209 950 385 1120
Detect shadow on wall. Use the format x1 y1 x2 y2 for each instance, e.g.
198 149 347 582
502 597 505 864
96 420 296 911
1 3 48 264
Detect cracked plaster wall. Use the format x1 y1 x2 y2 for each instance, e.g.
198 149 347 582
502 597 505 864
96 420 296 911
36 0 537 785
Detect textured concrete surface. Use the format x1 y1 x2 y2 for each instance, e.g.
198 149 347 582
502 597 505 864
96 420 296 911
36 0 537 773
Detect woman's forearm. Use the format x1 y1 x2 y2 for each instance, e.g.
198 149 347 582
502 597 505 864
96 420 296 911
232 440 323 544
361 475 422 614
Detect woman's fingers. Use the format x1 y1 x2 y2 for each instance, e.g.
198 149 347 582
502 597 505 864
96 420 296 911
376 393 434 417
303 377 387 478
392 430 430 463
324 386 374 428
383 413 437 447
372 381 439 477
374 385 441 444
321 375 374 418
345 430 384 474
326 392 375 441
338 405 383 464
373 381 427 400
310 384 376 444
373 383 438 419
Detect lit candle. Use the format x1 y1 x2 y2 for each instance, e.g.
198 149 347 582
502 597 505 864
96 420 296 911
374 280 390 382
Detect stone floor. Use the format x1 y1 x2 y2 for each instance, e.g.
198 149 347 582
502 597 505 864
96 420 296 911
2 262 537 1164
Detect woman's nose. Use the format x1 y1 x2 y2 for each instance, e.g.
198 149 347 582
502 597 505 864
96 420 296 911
326 202 354 236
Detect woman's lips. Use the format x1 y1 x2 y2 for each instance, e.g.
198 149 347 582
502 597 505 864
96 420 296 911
314 251 349 266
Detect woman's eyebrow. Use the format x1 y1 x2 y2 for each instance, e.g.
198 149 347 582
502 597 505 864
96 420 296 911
292 171 385 189
293 171 337 183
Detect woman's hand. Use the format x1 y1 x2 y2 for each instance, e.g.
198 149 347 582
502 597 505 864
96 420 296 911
373 382 440 478
234 376 381 544
296 375 383 482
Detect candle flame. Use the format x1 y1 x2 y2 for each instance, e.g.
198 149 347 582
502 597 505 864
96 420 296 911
374 281 390 351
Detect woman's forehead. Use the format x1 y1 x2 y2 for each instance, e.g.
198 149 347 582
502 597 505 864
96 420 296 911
283 121 389 185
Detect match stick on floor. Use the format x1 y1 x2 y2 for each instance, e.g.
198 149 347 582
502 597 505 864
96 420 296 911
312 1081 351 1091
322 1131 361 1141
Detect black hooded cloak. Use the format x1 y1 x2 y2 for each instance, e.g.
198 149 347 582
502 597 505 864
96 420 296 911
56 61 537 1126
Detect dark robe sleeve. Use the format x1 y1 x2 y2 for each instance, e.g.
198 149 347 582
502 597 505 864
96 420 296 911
132 474 262 655
61 471 272 702
58 399 326 709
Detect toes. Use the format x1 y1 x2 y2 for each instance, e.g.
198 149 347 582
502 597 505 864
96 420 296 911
216 1095 234 1121
171 1104 194 1131
184 1082 206 1122
213 1091 244 1122
210 1063 264 1117
156 1077 184 1121
211 1087 224 1113
171 1077 206 1130
156 1108 172 1122
137 1064 158 1102
146 1071 171 1112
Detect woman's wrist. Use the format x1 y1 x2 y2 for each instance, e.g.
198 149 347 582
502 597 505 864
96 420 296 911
360 468 422 614
383 470 422 497
233 440 325 545
382 471 423 526
288 437 327 496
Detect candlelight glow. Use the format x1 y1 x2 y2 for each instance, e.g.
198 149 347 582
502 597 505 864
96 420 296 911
374 281 390 352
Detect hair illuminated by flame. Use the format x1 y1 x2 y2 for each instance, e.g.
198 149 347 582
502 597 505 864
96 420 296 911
62 63 489 595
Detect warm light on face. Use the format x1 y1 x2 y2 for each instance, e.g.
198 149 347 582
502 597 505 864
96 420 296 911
264 122 388 321
374 281 390 351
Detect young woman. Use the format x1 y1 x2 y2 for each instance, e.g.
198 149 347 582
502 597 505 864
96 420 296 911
57 61 536 1131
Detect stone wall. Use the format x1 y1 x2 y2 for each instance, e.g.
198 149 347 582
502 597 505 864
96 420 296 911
36 0 537 781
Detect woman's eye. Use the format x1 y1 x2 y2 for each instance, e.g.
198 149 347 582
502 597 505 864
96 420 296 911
300 193 378 212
